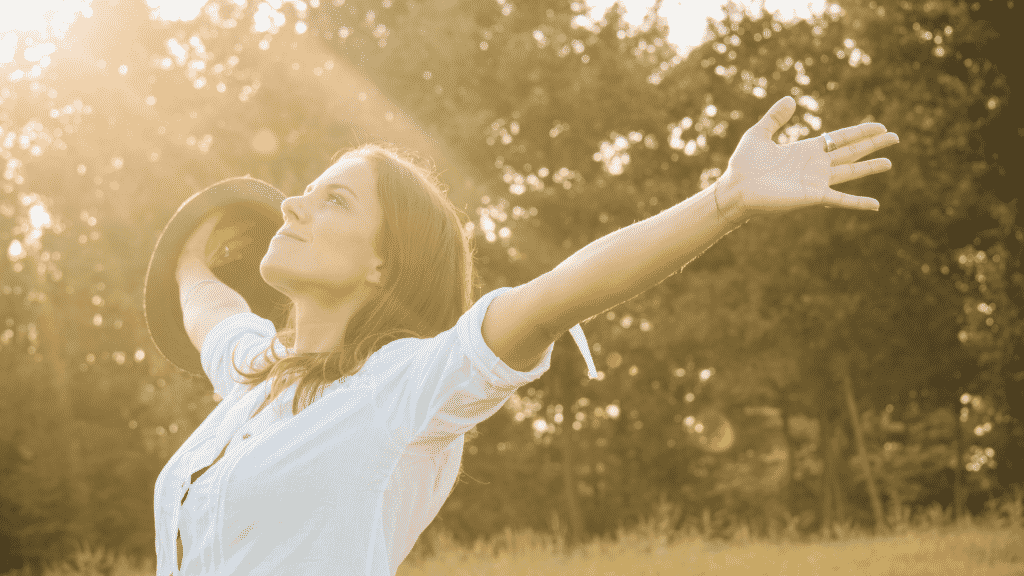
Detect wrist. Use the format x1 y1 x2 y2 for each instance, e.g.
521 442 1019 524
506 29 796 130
175 257 214 286
712 171 747 225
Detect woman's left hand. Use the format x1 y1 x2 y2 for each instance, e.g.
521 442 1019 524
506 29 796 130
714 96 899 222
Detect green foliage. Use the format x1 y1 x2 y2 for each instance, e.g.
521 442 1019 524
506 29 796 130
0 0 1020 570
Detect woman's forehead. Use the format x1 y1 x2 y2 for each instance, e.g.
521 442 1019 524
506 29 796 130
308 156 381 218
316 156 374 186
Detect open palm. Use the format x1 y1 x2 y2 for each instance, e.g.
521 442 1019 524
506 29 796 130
716 96 900 220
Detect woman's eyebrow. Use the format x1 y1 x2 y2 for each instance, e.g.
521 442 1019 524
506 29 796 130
304 182 360 205
323 183 360 205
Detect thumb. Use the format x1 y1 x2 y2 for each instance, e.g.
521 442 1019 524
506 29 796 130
198 208 227 233
755 96 796 140
182 209 225 257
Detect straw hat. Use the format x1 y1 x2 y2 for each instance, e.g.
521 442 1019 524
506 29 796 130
143 176 291 376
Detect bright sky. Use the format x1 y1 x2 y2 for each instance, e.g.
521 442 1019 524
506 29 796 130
1 0 827 59
586 0 827 55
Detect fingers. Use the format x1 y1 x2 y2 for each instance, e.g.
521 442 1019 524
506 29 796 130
825 122 887 150
207 210 257 245
823 189 881 211
191 210 226 245
829 131 899 165
756 96 797 139
225 235 254 252
817 122 895 212
824 159 888 211
829 157 892 186
205 208 227 228
185 213 221 251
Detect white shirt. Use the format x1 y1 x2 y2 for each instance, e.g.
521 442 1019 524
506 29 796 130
153 286 598 576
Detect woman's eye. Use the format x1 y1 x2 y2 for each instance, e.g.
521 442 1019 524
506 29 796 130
327 194 348 207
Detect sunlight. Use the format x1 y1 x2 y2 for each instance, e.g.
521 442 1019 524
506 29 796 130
29 204 51 229
584 0 828 55
0 33 15 64
0 0 92 67
7 239 24 261
0 0 93 39
13 199 53 251
145 0 210 22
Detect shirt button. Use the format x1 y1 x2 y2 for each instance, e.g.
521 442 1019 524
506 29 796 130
242 433 251 439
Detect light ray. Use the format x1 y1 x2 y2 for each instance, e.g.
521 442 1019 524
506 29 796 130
0 0 93 39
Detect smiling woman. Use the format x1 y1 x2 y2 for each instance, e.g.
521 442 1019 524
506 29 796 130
156 90 898 574
159 142 598 575
257 155 389 362
240 144 481 416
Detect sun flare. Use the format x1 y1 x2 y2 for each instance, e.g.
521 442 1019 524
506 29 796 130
0 0 93 39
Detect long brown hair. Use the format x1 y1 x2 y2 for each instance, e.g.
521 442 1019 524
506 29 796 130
232 143 477 416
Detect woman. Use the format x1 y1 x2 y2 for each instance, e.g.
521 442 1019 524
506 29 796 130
155 96 898 575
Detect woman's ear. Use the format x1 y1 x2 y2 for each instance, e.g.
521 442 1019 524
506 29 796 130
367 258 385 285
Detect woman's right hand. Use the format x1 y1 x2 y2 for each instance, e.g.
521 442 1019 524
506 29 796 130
175 209 254 284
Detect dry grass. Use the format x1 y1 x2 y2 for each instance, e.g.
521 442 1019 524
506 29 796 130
398 496 1024 576
398 522 1023 576
3 496 1022 576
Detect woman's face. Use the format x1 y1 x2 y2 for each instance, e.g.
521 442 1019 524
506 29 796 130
260 156 385 304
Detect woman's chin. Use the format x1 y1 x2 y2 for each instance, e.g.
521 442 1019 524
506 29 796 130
259 261 294 294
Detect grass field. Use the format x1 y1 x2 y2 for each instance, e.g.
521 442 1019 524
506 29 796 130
5 499 1022 576
398 520 1023 576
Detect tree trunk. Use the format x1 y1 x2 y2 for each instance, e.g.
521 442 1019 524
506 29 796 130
556 423 587 546
831 420 847 528
551 374 586 546
820 408 835 540
30 269 89 548
837 359 887 534
777 386 797 521
770 377 799 538
953 401 967 522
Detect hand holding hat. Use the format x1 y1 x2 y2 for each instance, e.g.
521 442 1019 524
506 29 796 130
176 208 257 281
144 176 290 376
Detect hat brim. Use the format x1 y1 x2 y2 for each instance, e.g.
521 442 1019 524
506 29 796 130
144 176 291 376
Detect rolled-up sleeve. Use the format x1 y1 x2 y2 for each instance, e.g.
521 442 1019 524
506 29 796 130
371 286 598 452
200 312 282 400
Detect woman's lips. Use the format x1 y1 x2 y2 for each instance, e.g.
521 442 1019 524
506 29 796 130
274 231 306 242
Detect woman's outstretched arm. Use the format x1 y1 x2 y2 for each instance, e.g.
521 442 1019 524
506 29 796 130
531 175 744 336
482 96 899 372
482 176 742 372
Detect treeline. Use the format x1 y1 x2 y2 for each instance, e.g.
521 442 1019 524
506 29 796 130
0 0 1020 570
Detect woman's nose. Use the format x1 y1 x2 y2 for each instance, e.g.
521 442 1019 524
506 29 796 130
281 195 307 222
